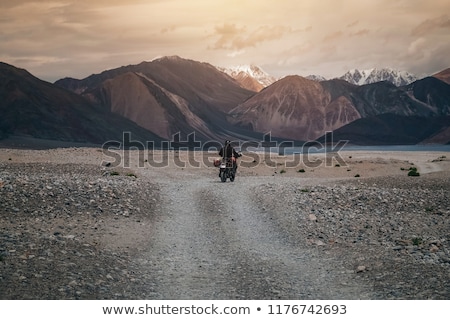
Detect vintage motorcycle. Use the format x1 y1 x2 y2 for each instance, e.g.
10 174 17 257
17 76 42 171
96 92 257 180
215 155 241 182
219 157 236 182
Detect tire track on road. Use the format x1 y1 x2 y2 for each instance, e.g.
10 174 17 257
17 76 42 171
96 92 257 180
139 171 375 299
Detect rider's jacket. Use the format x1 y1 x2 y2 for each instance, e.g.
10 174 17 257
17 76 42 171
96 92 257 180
219 144 240 159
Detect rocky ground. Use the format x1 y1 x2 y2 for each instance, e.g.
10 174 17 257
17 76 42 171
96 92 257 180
0 148 449 299
253 174 450 299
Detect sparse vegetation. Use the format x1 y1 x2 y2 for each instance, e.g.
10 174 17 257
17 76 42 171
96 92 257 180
298 168 306 173
280 169 286 174
335 164 340 167
110 171 120 176
300 188 310 193
127 173 137 178
412 237 423 246
354 174 360 178
408 167 420 176
432 155 447 162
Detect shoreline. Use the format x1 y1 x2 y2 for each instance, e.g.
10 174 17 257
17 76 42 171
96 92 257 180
1 148 449 178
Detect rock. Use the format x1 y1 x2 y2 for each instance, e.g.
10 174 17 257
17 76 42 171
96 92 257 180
356 265 366 273
314 240 325 246
430 245 439 253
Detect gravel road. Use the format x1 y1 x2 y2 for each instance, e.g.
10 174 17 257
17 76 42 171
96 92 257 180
139 172 375 299
1 148 449 299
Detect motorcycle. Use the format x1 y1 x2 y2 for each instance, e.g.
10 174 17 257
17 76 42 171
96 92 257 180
219 157 236 182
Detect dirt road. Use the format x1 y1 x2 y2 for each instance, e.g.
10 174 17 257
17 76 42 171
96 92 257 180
136 168 375 299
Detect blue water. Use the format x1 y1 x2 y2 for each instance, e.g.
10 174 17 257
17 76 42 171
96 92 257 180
278 144 450 155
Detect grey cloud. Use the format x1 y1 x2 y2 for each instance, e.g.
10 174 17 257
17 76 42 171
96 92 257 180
411 14 450 36
407 41 450 76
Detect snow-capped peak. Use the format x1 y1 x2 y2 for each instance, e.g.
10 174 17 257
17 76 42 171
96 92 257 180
305 74 327 82
218 64 276 87
339 68 417 86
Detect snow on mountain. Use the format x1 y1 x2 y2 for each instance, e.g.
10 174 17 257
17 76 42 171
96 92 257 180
339 68 418 86
305 74 327 82
218 64 276 88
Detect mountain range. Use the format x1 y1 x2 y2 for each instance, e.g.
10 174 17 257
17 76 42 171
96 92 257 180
1 56 449 147
224 66 419 87
338 68 418 86
228 75 449 142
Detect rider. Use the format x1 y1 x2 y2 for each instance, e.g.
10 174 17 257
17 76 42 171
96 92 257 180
219 140 241 172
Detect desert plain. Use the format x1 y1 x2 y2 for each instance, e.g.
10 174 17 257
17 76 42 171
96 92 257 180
0 147 449 299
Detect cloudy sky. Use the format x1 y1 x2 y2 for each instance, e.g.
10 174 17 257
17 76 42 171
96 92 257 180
1 0 450 82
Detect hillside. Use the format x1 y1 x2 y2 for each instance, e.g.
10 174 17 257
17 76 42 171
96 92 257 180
56 56 256 141
433 68 450 85
229 76 444 142
0 62 161 145
228 76 361 141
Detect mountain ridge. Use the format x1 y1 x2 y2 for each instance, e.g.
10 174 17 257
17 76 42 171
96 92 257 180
2 57 450 146
0 62 162 144
228 74 446 142
338 68 418 86
56 56 256 141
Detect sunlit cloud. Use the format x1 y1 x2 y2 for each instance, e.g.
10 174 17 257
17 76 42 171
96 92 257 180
351 29 370 37
211 23 292 50
323 31 343 42
227 50 246 58
1 0 449 81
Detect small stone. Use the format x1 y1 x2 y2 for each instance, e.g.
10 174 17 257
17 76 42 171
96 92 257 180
315 240 325 246
356 265 366 273
430 245 439 253
309 214 317 221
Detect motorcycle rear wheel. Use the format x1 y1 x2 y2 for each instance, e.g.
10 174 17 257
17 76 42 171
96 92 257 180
220 171 227 182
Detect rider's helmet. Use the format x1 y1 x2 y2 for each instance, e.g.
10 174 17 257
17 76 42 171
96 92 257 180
225 140 230 145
